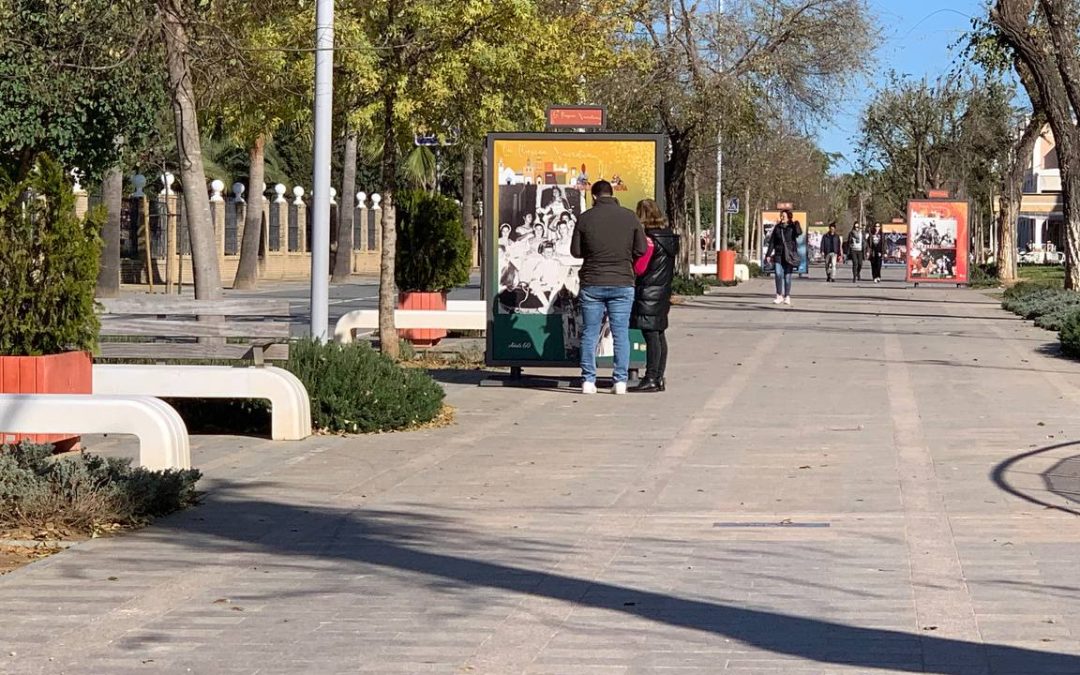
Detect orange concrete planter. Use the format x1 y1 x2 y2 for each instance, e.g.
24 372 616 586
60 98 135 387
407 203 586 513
0 351 93 450
398 291 448 347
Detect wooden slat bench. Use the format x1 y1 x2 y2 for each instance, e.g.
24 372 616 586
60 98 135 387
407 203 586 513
94 296 311 441
97 297 293 364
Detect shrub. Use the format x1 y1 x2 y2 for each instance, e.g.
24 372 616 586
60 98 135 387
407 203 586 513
968 263 999 289
286 338 445 433
395 190 472 293
0 155 103 356
1061 309 1080 358
0 443 200 532
747 262 765 278
671 275 707 296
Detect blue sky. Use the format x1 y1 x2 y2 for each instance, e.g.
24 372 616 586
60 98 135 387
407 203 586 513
816 1 987 171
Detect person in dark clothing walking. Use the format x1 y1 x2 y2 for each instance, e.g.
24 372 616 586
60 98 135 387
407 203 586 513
630 199 678 393
868 223 886 283
847 222 866 282
571 180 648 395
821 222 842 282
766 209 802 305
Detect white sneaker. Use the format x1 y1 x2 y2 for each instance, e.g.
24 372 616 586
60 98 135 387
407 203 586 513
582 381 597 395
773 295 784 304
874 278 880 284
783 296 791 305
612 381 627 395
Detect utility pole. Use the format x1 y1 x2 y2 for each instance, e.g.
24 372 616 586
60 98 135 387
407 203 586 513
309 0 334 341
713 0 724 260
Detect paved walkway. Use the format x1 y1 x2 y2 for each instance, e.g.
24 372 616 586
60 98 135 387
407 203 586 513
5 268 1080 674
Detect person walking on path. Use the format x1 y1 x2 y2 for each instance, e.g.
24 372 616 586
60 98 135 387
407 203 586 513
630 199 679 393
847 222 865 282
766 209 802 305
571 180 648 395
821 222 842 282
868 223 886 283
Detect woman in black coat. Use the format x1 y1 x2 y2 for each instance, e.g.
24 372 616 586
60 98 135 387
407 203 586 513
631 199 679 393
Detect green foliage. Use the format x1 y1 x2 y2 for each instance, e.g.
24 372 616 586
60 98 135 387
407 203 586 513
671 275 707 296
285 339 445 433
747 262 766 278
395 190 472 293
1001 283 1080 333
968 263 999 289
0 0 162 180
1060 309 1080 358
0 155 102 356
0 443 200 532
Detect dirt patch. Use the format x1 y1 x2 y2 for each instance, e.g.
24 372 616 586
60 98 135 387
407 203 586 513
0 543 64 575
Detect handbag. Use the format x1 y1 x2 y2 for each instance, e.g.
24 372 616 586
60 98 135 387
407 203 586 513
634 236 655 276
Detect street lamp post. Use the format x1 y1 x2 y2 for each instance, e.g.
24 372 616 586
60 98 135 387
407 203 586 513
310 0 334 341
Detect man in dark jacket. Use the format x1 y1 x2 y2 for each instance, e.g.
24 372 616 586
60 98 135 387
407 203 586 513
821 223 842 282
571 180 648 395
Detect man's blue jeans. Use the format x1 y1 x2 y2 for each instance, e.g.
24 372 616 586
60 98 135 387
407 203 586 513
579 285 635 384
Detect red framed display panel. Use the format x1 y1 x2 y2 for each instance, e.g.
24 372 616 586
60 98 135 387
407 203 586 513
905 199 969 285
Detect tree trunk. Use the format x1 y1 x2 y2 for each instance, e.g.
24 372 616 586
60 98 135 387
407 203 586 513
333 131 358 282
378 92 399 359
159 0 221 300
743 186 751 261
664 131 690 245
995 113 1043 284
95 167 123 297
234 134 265 290
462 144 475 246
692 171 701 266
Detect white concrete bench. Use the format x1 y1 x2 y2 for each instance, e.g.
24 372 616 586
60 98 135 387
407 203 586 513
93 365 312 441
334 303 486 344
0 394 191 470
688 263 750 281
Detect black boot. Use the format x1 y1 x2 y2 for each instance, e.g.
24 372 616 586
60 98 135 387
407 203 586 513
657 377 666 392
631 377 662 393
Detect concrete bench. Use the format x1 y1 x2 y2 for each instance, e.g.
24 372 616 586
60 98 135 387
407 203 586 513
334 301 486 344
97 297 292 364
93 365 312 441
0 394 191 470
689 263 750 281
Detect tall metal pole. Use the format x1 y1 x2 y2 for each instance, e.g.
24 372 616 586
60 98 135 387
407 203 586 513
310 0 334 341
713 0 724 258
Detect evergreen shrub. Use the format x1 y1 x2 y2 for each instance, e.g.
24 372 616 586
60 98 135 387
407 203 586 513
0 443 200 531
395 190 471 293
1060 309 1080 358
0 155 103 356
285 339 445 433
671 275 707 296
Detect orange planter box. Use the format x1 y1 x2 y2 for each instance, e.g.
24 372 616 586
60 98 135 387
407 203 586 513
0 351 93 450
398 291 448 347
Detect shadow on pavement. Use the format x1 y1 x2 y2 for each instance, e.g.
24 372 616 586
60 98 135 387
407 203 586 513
146 484 1080 674
679 302 1020 322
991 440 1080 516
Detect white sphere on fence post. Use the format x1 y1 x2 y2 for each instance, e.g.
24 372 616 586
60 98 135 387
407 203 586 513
209 179 225 202
371 193 382 210
161 172 176 196
357 191 367 208
292 185 305 205
132 174 147 198
329 187 337 205
232 182 246 202
274 184 287 203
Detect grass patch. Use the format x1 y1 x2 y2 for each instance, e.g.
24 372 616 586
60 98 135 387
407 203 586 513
1018 265 1065 288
